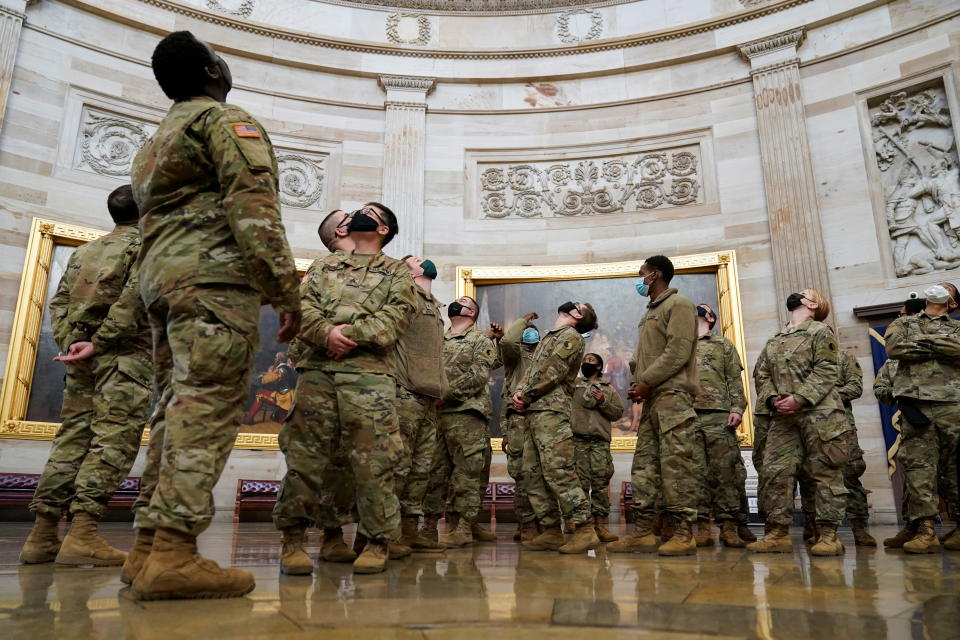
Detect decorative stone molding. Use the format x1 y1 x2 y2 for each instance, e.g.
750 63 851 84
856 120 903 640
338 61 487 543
74 107 157 178
277 152 325 209
737 28 804 64
325 0 629 13
0 1 25 138
204 0 255 17
867 80 960 278
386 13 431 46
555 8 603 44
478 148 702 219
738 0 773 7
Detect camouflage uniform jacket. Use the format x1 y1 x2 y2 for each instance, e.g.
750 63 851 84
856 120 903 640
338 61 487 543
885 312 960 402
49 224 140 351
571 379 624 441
873 358 898 407
287 250 346 367
131 96 299 312
632 288 699 397
693 333 746 414
754 318 845 413
89 268 155 386
395 287 448 399
441 324 499 418
836 347 864 415
517 325 584 412
296 250 417 376
500 317 536 418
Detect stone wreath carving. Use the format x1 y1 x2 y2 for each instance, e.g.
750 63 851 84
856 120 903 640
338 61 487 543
277 153 325 209
78 112 155 178
556 8 603 44
205 0 255 17
386 13 431 46
480 150 701 219
869 81 960 278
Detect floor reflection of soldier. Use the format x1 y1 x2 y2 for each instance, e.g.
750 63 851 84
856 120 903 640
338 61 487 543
244 352 296 424
9 567 55 638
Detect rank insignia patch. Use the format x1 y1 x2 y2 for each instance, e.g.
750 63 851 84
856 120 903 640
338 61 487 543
232 123 261 138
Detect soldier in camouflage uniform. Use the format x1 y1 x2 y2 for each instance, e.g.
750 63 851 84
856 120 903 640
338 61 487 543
691 304 750 548
571 353 624 543
884 283 960 553
20 185 149 567
127 32 301 600
500 313 553 542
512 302 600 554
394 256 448 553
425 296 500 548
608 256 704 557
749 289 850 557
273 203 416 575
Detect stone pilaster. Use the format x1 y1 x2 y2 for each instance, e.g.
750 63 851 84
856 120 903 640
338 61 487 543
0 1 27 139
739 29 833 323
379 75 434 260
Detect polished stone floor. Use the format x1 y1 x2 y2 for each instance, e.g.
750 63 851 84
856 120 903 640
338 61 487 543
0 521 958 639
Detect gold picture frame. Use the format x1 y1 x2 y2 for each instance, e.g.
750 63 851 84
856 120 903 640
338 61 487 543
0 217 313 450
457 250 752 453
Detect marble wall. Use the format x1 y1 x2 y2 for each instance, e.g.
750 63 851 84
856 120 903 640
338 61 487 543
0 0 957 523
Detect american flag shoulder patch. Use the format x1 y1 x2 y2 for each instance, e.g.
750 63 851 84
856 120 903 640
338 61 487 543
232 123 261 138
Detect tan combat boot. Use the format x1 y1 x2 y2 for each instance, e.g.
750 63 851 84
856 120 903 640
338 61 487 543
471 522 497 542
747 523 792 553
439 514 473 548
850 519 877 547
737 523 757 543
810 523 845 556
353 541 389 574
518 520 539 543
352 531 367 556
122 528 155 585
55 511 127 566
558 521 600 554
279 525 313 575
659 519 697 556
562 517 574 534
719 519 746 548
594 517 619 543
941 527 960 551
422 514 441 545
903 518 941 554
606 518 658 553
19 513 62 564
883 522 918 548
521 524 565 551
694 518 714 548
131 528 255 600
659 513 676 544
802 518 818 545
322 527 357 563
389 541 412 559
400 517 444 553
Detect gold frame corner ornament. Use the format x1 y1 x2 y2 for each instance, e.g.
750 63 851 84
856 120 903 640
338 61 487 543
457 250 753 452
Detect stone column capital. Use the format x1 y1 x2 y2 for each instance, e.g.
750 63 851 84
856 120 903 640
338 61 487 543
737 28 805 71
0 1 27 19
379 75 435 108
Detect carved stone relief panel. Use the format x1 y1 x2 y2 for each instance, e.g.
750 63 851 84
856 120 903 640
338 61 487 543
205 0 255 17
476 145 703 219
276 151 326 210
386 13 432 46
867 79 960 278
555 8 603 44
73 106 157 179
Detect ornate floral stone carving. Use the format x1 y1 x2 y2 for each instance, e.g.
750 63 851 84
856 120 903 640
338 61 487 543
869 81 960 277
479 148 702 219
386 13 431 46
277 152 325 209
205 0 255 17
556 8 603 44
76 109 157 178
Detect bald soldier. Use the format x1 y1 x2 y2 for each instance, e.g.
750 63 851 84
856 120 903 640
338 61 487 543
127 31 301 600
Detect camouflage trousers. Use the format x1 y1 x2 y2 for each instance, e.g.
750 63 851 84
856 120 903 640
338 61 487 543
799 427 870 521
751 413 770 520
572 435 614 518
396 387 439 518
522 410 591 528
134 284 260 536
696 410 747 522
899 400 960 522
30 362 95 518
422 410 490 522
629 391 705 524
502 411 536 523
759 410 850 526
273 369 402 541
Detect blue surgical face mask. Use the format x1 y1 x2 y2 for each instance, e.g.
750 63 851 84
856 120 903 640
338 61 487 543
521 328 540 345
635 274 652 297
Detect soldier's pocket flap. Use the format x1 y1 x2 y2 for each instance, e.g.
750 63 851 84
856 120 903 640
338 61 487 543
116 355 153 389
461 438 489 458
232 136 273 172
815 411 851 445
658 406 698 433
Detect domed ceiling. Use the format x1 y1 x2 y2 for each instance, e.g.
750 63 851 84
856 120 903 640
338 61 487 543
322 0 633 13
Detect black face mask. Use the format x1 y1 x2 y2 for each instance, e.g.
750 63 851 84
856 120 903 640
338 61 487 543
347 210 380 233
558 301 578 315
786 293 805 312
696 306 708 318
448 302 467 319
580 363 599 378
